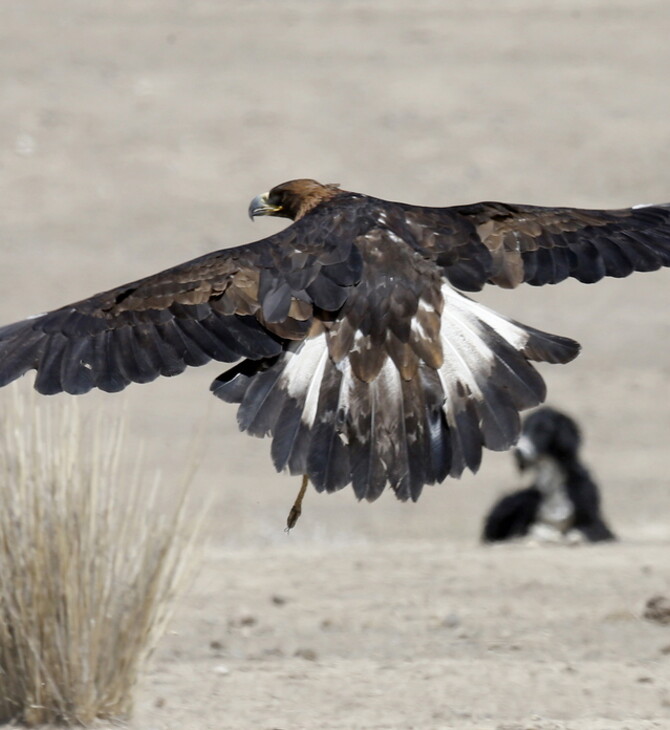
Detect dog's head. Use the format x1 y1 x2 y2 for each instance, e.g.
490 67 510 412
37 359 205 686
514 406 581 470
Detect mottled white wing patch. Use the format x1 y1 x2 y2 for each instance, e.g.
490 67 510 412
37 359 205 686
212 284 579 502
431 285 550 464
282 335 330 428
443 286 530 351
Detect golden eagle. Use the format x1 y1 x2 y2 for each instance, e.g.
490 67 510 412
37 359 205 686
1 180 669 523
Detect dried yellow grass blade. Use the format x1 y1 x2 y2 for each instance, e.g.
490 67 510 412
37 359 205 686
0 385 201 726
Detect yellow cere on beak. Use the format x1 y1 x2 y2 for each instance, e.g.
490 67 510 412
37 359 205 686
248 192 282 220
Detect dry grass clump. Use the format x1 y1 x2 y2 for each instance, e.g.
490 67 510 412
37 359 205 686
0 387 199 726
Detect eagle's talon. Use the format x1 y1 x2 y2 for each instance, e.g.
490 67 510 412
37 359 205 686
286 505 301 531
286 474 309 531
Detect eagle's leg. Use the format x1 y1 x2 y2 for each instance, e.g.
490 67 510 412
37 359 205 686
286 474 309 531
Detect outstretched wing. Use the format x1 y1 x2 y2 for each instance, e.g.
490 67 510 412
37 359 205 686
388 200 670 290
0 207 363 395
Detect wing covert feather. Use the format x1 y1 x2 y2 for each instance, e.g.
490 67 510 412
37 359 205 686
448 201 670 288
0 207 364 394
385 199 670 290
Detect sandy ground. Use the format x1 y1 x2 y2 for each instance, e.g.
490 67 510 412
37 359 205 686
1 1 670 728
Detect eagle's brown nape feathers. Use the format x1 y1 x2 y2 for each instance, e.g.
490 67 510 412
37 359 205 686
0 178 669 522
249 179 342 221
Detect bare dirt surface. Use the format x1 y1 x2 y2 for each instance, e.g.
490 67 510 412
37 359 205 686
1 2 670 728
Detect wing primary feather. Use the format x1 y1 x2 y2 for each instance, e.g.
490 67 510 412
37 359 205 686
156 320 211 368
349 377 386 501
91 331 131 393
419 367 452 484
274 341 330 473
236 367 287 436
0 321 47 388
206 313 283 359
33 333 68 395
382 364 412 501
437 308 511 452
60 337 96 394
305 360 350 493
618 230 666 271
174 317 238 362
569 239 606 283
131 322 186 378
210 357 278 403
401 377 428 502
270 402 304 472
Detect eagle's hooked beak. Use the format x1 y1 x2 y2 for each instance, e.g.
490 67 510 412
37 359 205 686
248 192 282 220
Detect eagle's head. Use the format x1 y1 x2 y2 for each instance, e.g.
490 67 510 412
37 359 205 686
248 179 341 221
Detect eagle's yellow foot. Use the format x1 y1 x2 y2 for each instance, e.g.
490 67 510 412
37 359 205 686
286 474 309 531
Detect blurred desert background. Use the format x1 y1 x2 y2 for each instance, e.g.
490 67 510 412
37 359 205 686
1 1 669 728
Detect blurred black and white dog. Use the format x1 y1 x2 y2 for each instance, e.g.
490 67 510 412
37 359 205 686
482 407 616 544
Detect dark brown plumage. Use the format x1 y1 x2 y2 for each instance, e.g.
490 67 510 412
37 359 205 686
1 179 669 505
